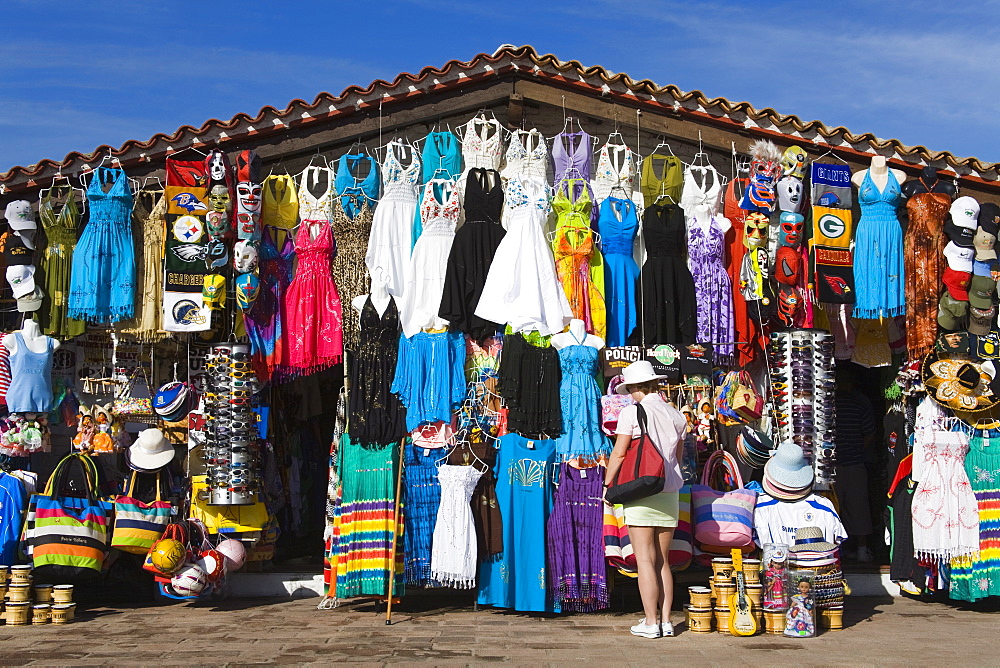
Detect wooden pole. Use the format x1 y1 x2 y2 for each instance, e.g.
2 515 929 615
385 437 406 625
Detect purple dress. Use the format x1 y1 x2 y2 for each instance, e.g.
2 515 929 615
546 463 608 611
687 217 734 360
552 131 593 182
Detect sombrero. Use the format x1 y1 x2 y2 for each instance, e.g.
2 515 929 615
921 351 1000 413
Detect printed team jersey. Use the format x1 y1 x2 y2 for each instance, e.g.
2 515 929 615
753 492 847 547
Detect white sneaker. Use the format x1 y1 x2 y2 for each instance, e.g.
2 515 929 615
661 621 674 637
857 546 873 563
630 619 662 638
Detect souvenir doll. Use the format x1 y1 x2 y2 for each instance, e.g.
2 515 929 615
784 572 816 637
763 543 789 610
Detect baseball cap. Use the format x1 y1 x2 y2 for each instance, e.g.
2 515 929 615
938 293 968 331
945 220 976 248
974 259 995 277
0 232 32 265
945 241 975 272
16 286 43 312
943 266 972 301
5 265 35 298
969 304 997 336
951 196 981 230
202 274 226 309
975 228 998 261
979 202 1000 236
4 201 35 231
968 274 997 310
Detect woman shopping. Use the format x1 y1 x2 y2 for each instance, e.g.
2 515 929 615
604 360 687 638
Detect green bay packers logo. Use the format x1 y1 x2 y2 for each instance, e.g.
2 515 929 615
818 213 846 240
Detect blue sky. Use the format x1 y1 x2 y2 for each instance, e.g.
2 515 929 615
2 0 997 172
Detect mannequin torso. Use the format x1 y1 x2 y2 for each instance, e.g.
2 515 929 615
352 278 394 322
900 166 958 198
3 319 59 354
852 156 905 191
551 318 604 350
692 204 731 233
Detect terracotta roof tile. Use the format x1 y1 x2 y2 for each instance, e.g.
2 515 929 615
3 45 997 189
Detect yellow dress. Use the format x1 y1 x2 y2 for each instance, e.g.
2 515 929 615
551 179 606 339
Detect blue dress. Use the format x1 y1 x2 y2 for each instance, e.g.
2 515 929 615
390 329 465 431
554 338 608 457
68 167 135 322
853 170 905 319
598 197 640 346
477 433 560 612
414 131 462 245
403 443 442 586
334 153 380 219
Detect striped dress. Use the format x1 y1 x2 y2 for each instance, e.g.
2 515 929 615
950 434 1000 602
333 434 404 600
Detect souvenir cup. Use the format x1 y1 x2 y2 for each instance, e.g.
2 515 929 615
765 609 787 634
685 605 713 633
52 585 74 604
33 584 53 604
714 607 730 633
711 557 734 579
51 604 73 625
745 583 763 609
743 559 761 583
6 584 31 603
5 602 30 625
32 604 51 624
9 565 31 584
689 586 713 608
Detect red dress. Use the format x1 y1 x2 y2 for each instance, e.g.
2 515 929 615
285 219 343 369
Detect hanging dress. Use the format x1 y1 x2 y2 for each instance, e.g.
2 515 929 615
905 192 951 359
430 464 484 588
458 117 503 172
285 220 343 370
477 433 559 613
121 190 167 341
333 154 379 351
679 164 724 218
366 141 420 298
553 335 606 457
452 429 503 560
391 329 466 431
414 131 462 244
68 167 135 323
598 197 640 347
500 129 548 228
261 174 299 247
334 434 403 599
552 130 593 182
439 168 505 341
298 165 335 222
640 153 684 208
552 179 606 339
547 463 609 611
403 443 442 587
722 178 759 366
399 179 460 337
347 296 407 446
687 216 734 360
637 203 697 345
245 230 296 384
592 142 637 202
496 333 563 437
853 169 905 319
476 176 572 335
38 186 85 338
949 434 1000 602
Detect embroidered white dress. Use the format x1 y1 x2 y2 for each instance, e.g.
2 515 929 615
592 142 637 202
500 129 548 229
365 141 420 297
297 165 335 221
430 464 484 588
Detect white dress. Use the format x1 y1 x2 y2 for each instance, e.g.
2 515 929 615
365 141 420 297
679 164 723 218
459 117 504 171
399 179 460 337
297 165 335 221
500 129 548 229
475 175 572 335
592 142 637 202
430 464 484 588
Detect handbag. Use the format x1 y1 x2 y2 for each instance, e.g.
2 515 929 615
605 404 665 505
669 485 694 571
602 501 636 576
730 371 764 421
112 367 158 425
24 453 112 580
600 375 634 436
691 450 757 549
111 471 172 555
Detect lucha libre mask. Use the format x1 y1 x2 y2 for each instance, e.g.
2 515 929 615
779 212 805 247
781 145 807 180
744 212 769 248
236 182 262 214
776 285 802 328
208 151 228 183
777 176 803 213
208 184 232 214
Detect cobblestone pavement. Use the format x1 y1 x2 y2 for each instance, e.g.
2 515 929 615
0 593 997 666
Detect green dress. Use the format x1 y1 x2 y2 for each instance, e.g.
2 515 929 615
39 187 86 338
950 434 1000 602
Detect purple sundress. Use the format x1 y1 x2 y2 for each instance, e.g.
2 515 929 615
687 217 734 360
546 463 609 611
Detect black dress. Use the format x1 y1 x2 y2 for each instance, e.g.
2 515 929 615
439 168 506 341
347 296 407 445
497 333 562 437
633 203 697 345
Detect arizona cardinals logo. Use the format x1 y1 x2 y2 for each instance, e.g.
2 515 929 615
823 275 851 295
171 192 209 213
172 244 209 263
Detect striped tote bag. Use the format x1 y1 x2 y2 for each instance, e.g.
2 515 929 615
691 450 757 550
111 472 171 555
25 453 112 580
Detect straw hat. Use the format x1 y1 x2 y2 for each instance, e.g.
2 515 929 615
763 441 813 501
126 428 175 472
787 526 837 553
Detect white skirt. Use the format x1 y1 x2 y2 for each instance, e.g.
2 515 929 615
399 225 455 338
365 193 415 298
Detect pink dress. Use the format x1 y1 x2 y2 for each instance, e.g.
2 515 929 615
285 219 343 369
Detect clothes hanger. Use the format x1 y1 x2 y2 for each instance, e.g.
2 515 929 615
167 145 208 160
812 146 849 165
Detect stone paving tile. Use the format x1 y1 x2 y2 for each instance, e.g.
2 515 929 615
1 594 997 665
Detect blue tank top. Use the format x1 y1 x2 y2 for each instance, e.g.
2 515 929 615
6 332 54 413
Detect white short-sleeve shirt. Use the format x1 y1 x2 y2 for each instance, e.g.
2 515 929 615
615 394 687 493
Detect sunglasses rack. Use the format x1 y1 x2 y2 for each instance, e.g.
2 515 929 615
203 343 260 505
767 330 837 490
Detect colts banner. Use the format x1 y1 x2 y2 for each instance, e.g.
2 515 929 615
811 206 855 304
163 155 212 331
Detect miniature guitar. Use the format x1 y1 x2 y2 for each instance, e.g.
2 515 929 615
728 547 758 636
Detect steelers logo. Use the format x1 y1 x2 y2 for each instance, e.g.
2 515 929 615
173 215 205 243
818 213 846 240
